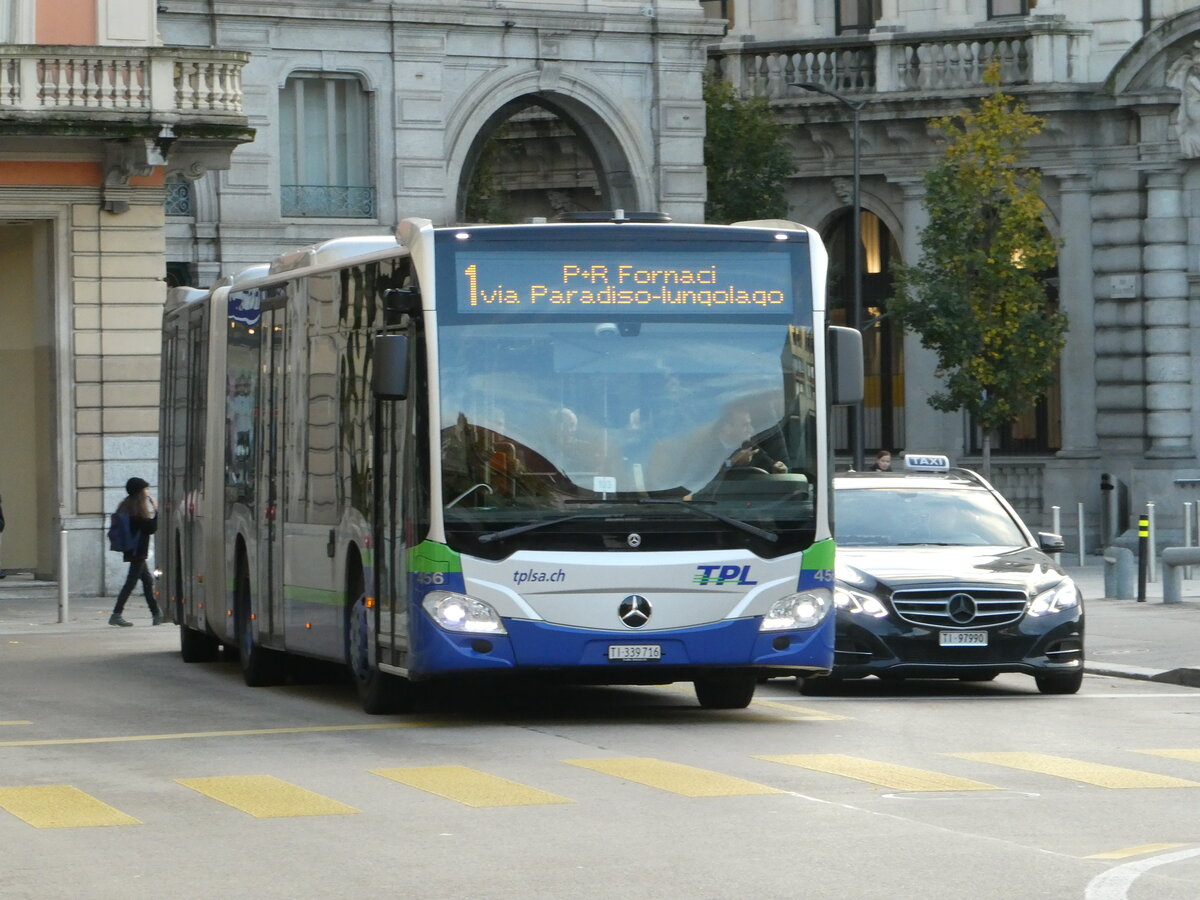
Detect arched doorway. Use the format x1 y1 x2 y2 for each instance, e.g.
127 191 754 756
456 93 640 223
824 208 903 456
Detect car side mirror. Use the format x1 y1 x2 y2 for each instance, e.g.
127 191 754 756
1037 532 1065 553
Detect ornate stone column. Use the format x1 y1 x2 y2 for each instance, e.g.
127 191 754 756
1142 168 1193 458
1056 174 1099 457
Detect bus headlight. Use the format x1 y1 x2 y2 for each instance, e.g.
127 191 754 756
1028 579 1080 617
760 589 832 631
422 591 507 635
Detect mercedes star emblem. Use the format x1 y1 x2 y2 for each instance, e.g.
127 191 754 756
618 594 652 628
947 592 977 625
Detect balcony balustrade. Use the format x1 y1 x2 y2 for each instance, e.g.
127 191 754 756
0 45 248 121
709 19 1088 102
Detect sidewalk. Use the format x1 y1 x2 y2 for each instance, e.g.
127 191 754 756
1063 560 1200 688
3 565 1200 687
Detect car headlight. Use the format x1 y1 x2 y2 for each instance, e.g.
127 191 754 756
834 585 889 617
1028 579 1080 617
422 590 507 634
760 588 832 631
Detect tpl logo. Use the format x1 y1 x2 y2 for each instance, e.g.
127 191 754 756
694 564 757 586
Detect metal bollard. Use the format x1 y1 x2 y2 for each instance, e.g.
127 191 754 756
1077 502 1085 566
1186 502 1195 580
1103 546 1136 599
1051 505 1061 565
1147 502 1157 583
57 527 69 624
1137 514 1148 602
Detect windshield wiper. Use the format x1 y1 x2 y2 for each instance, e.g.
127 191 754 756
478 513 618 544
638 499 778 543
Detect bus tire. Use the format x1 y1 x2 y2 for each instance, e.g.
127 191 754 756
693 672 756 709
176 548 220 663
235 555 285 687
346 567 412 715
180 622 220 663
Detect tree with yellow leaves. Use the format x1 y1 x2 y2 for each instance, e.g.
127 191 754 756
889 66 1065 475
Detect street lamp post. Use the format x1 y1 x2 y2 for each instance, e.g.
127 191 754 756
792 81 867 471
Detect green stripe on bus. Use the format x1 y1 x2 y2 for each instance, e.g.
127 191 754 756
282 585 343 607
410 541 462 574
802 538 834 572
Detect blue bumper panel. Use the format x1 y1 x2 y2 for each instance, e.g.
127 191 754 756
410 610 834 674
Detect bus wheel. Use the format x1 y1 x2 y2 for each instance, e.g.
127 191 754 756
236 557 285 687
693 672 756 709
180 622 220 663
346 586 412 715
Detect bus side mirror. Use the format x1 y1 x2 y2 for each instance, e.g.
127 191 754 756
829 325 864 406
373 334 409 401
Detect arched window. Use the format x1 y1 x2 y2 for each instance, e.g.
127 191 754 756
279 73 374 218
826 208 903 454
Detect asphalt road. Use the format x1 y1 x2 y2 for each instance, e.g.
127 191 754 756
3 617 1200 899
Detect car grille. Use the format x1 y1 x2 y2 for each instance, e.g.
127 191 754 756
890 586 1028 628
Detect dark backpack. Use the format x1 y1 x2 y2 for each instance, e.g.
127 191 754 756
107 511 137 554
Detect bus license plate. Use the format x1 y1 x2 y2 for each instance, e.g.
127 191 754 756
939 631 987 646
608 644 661 661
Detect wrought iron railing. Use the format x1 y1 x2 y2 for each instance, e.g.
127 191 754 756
281 185 375 218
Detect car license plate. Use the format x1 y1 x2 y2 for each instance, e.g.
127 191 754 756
939 631 987 646
608 644 661 661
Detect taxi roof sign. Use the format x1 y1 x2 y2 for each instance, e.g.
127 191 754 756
903 453 951 471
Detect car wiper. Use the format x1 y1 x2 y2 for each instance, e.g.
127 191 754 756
638 499 778 543
478 513 619 544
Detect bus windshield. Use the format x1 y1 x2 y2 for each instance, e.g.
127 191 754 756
435 227 818 559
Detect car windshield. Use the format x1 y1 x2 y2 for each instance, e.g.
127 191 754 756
835 486 1028 547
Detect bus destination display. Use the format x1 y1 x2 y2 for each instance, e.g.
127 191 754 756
455 249 795 315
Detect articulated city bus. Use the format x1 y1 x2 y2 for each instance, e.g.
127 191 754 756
159 213 863 713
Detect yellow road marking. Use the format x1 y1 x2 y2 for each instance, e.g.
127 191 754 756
565 757 783 797
757 754 998 791
1086 843 1189 860
372 766 571 808
0 785 140 828
952 752 1200 789
749 699 848 720
0 721 31 726
0 722 426 747
176 775 359 818
1137 749 1200 763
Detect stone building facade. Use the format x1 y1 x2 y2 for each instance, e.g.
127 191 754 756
11 0 1200 591
0 0 250 589
713 0 1200 548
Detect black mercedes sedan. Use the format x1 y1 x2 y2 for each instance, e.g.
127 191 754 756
799 455 1084 695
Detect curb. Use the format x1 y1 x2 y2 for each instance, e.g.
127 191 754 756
1086 661 1200 687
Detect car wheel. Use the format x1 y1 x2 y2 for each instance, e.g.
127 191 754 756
1035 668 1083 695
797 675 841 696
694 673 756 709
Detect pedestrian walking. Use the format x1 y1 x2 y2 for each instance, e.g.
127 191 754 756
109 477 162 627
